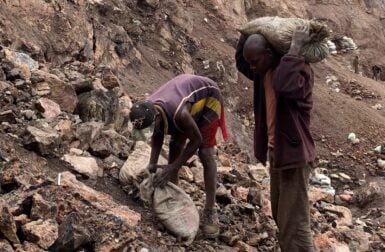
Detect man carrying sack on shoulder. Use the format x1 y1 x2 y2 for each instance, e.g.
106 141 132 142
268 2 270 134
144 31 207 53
235 25 317 251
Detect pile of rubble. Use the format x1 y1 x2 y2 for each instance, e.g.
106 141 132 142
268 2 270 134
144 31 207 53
1 45 385 251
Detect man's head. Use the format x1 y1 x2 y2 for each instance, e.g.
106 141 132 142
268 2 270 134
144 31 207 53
243 34 274 74
129 101 156 130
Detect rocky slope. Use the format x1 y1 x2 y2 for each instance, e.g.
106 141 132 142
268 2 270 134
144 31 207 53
0 0 385 251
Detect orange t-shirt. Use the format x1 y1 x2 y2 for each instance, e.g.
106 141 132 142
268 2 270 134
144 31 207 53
264 69 277 148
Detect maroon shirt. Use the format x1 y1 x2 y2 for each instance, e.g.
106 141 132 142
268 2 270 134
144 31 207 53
235 35 315 170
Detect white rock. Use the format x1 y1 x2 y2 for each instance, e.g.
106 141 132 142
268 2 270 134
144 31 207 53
62 155 99 179
348 133 356 141
69 148 83 156
377 159 385 169
374 145 382 153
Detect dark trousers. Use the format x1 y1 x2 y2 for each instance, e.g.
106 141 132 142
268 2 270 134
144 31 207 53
269 149 316 252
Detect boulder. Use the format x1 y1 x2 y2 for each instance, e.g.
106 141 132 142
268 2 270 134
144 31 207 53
89 129 132 159
75 89 118 125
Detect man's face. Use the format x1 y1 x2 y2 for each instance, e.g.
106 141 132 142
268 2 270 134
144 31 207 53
243 46 273 74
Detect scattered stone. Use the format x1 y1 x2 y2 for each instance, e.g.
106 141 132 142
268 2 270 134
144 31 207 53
20 241 46 252
341 227 370 252
179 166 194 182
139 0 159 8
0 81 11 92
311 173 331 187
314 233 350 252
216 184 233 205
89 129 132 159
322 204 353 227
101 73 120 90
248 164 269 182
69 148 83 156
36 98 62 119
190 165 204 187
355 181 382 207
308 186 334 204
202 60 210 70
31 70 77 113
217 166 233 175
0 200 20 245
0 239 14 252
30 193 58 221
50 213 91 252
62 154 99 179
76 89 118 124
233 186 249 202
0 110 16 123
218 154 231 167
374 144 385 154
21 109 36 120
14 214 29 228
371 103 383 110
74 121 104 150
338 172 351 182
235 240 257 252
34 82 51 96
22 219 59 250
23 125 61 156
377 159 385 169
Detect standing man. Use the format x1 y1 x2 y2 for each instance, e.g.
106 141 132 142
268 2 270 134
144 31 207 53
372 65 381 81
235 26 316 251
129 74 228 238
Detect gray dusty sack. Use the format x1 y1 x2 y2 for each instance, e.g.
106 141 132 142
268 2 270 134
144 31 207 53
239 16 330 63
140 175 200 244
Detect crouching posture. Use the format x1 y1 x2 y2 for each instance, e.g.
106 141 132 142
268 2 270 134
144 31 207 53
129 74 229 238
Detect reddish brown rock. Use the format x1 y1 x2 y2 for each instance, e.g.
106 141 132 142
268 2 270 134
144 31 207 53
22 219 59 250
0 200 20 245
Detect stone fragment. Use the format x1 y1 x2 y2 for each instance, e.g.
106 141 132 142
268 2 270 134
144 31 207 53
22 219 59 250
36 98 62 119
30 193 58 221
62 154 99 179
0 200 20 245
23 125 61 156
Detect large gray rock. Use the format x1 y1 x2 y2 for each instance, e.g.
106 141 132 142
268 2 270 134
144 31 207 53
75 89 118 125
75 121 104 150
50 213 91 252
89 129 132 159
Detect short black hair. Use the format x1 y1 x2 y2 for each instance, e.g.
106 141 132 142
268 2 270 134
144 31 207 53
129 101 156 129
